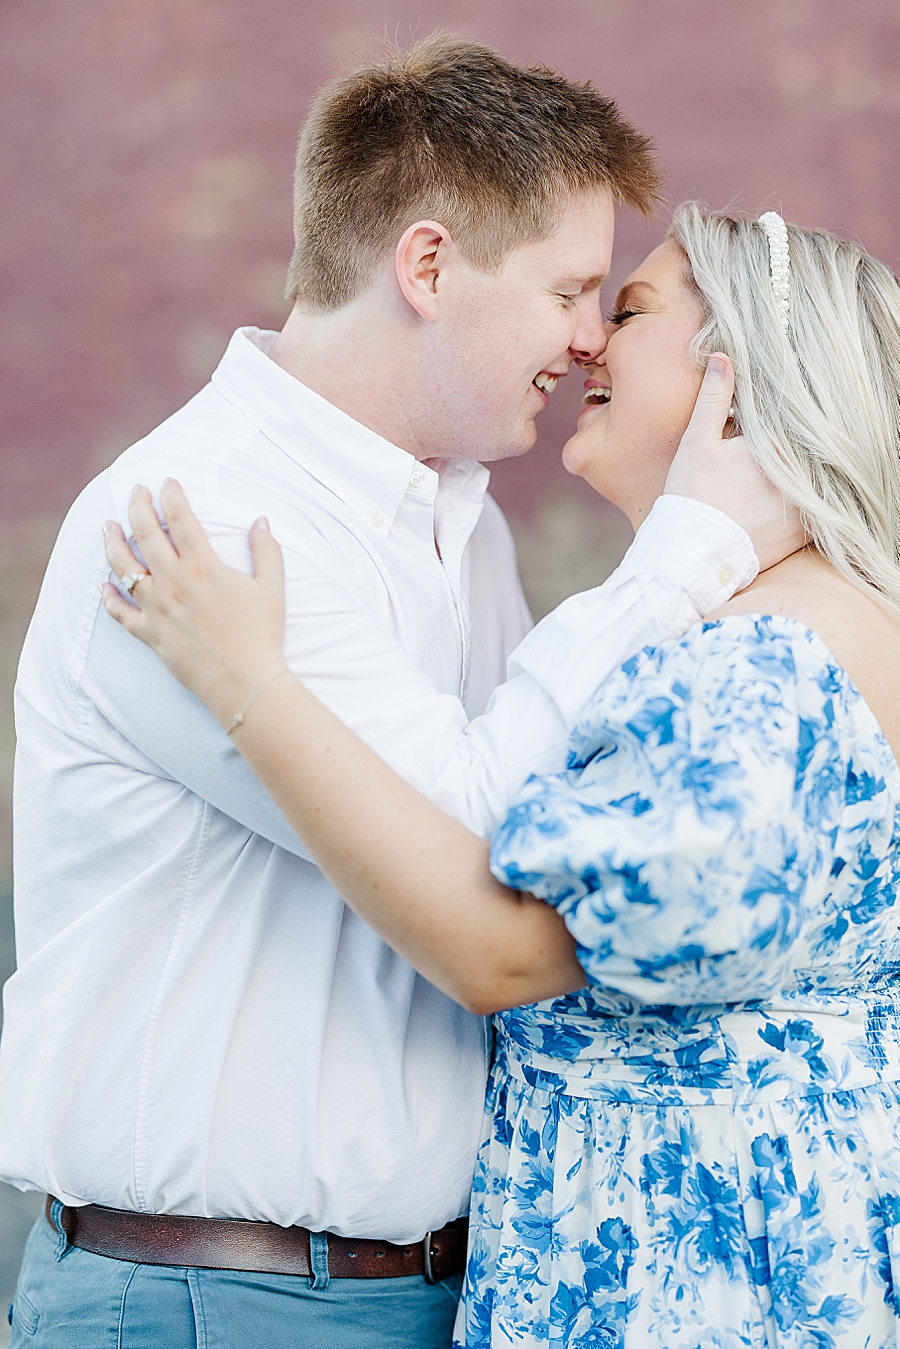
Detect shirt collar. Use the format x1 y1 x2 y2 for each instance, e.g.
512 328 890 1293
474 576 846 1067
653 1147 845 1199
210 327 489 537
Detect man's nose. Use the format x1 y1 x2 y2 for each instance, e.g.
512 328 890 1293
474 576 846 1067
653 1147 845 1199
569 295 607 363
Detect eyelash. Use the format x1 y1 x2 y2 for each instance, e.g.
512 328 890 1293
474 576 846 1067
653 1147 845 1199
607 307 639 325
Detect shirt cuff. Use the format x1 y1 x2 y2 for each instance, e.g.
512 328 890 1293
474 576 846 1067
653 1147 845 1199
622 495 759 605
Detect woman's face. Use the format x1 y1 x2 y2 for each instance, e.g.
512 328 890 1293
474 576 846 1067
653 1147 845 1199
562 239 708 527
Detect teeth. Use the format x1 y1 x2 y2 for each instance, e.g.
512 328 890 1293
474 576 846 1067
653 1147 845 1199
534 373 559 394
582 387 611 405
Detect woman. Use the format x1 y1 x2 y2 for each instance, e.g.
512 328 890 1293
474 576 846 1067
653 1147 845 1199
103 205 900 1347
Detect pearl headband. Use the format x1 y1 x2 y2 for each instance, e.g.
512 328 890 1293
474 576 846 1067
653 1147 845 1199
759 210 791 329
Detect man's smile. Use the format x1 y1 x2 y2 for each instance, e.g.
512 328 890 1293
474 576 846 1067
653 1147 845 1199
531 368 568 406
533 372 560 396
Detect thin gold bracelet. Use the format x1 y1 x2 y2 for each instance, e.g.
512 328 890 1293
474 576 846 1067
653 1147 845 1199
225 667 292 736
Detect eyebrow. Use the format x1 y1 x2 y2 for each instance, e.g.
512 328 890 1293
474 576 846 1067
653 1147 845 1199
611 279 659 309
557 274 607 290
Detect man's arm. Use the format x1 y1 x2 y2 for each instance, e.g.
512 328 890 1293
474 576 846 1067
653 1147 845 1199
86 490 756 850
88 354 798 847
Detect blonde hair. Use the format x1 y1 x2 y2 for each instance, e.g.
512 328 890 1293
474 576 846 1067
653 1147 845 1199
287 34 661 312
668 204 900 613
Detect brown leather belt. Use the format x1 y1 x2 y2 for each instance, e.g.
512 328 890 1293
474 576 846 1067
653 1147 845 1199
46 1197 467 1281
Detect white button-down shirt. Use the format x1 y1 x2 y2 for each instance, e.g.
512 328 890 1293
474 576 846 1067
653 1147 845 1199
0 328 756 1242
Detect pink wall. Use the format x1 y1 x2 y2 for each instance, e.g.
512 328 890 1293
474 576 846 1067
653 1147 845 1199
2 0 898 525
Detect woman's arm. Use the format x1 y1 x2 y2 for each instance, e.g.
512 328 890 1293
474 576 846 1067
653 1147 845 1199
102 483 585 1014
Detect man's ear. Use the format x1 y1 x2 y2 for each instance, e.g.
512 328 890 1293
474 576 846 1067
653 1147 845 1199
395 221 455 320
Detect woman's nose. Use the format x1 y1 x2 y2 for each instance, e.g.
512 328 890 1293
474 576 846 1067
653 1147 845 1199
575 342 609 375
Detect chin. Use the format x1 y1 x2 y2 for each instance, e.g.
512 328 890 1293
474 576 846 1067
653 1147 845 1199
518 417 540 454
562 439 622 505
562 430 598 480
483 422 537 462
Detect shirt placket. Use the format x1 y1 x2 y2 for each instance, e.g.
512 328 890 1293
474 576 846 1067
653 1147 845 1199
433 480 483 709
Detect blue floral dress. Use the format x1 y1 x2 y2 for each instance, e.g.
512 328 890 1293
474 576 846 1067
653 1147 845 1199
455 615 900 1349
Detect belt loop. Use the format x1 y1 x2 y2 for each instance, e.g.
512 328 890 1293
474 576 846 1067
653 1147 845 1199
49 1199 71 1262
308 1231 330 1290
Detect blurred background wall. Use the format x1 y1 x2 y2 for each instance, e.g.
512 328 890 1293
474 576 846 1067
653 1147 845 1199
1 0 898 1324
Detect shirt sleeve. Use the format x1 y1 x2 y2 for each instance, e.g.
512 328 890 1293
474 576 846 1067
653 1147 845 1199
82 496 758 854
490 618 840 1006
509 495 758 727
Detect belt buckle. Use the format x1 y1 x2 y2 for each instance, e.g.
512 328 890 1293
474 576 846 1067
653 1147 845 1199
422 1230 436 1283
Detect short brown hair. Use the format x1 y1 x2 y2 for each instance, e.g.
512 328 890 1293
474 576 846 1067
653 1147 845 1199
286 33 662 311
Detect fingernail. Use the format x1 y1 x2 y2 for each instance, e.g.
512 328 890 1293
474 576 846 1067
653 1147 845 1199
162 477 172 487
706 356 727 379
131 484 142 499
102 520 112 536
98 582 107 595
256 516 270 532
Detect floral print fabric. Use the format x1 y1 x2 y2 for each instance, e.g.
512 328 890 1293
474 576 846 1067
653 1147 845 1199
456 615 900 1348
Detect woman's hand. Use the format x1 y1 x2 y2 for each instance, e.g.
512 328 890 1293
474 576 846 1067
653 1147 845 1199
665 354 805 572
102 481 288 730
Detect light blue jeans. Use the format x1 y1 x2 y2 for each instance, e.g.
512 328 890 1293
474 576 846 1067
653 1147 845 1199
8 1205 462 1348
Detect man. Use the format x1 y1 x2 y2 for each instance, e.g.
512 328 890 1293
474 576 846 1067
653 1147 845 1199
1 34 795 1349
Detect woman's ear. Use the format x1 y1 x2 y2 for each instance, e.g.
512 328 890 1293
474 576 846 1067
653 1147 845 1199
395 220 454 320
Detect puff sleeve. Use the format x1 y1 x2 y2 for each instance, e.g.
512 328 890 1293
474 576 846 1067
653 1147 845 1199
490 617 857 1006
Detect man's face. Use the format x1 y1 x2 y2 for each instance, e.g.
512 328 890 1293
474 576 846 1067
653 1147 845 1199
414 191 615 461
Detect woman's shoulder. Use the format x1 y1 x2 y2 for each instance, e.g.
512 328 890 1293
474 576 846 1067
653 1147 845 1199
563 547 900 810
707 553 900 772
567 613 813 770
592 609 824 709
568 603 891 791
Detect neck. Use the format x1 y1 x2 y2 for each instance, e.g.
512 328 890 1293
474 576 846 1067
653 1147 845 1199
268 296 424 457
754 542 821 584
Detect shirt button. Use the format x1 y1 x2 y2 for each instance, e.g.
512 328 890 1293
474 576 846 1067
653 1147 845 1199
717 565 733 587
409 469 425 487
371 512 385 528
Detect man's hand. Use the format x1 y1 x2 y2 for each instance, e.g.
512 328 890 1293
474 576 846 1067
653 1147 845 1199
664 354 805 574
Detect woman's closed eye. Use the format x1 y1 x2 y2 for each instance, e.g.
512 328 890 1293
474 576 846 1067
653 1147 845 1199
606 306 641 325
